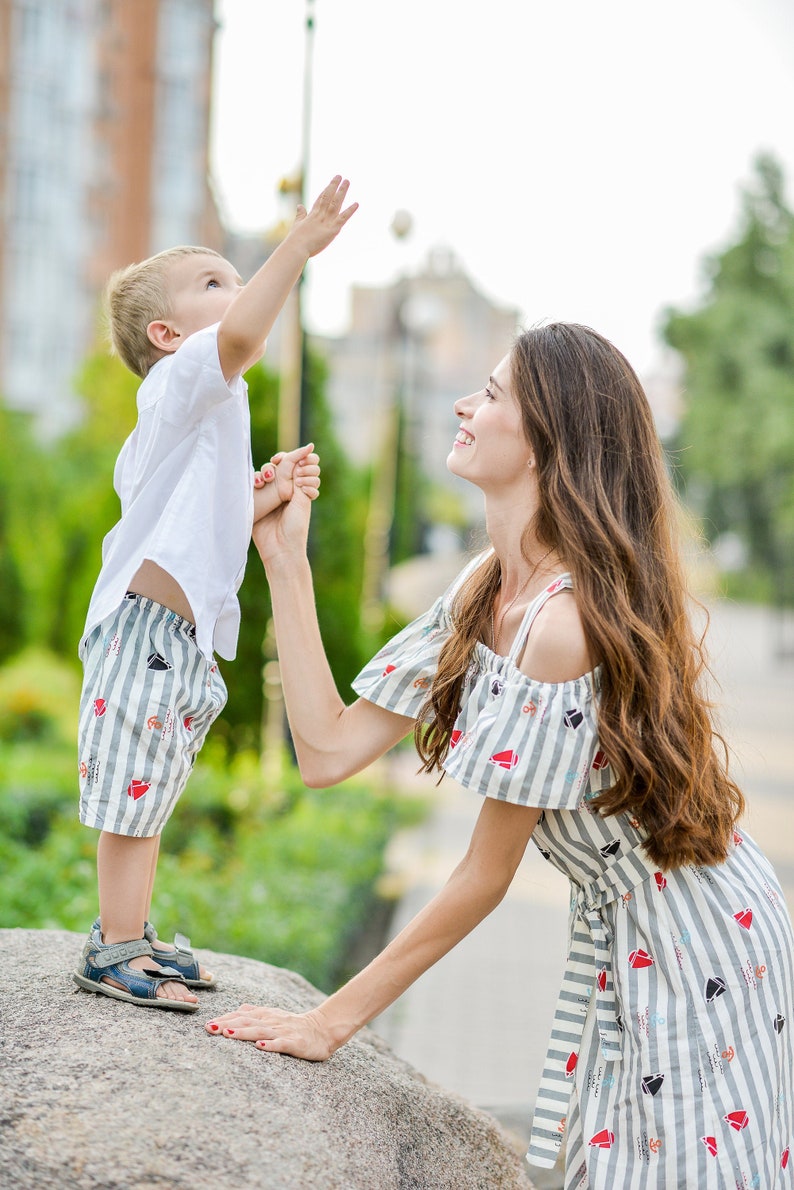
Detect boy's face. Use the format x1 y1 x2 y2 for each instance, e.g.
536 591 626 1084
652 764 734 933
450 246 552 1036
158 253 243 344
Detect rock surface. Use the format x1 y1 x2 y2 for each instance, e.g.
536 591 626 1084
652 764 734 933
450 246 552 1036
1 929 535 1189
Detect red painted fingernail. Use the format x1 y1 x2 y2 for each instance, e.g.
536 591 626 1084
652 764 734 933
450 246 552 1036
208 1023 219 1031
226 1028 235 1035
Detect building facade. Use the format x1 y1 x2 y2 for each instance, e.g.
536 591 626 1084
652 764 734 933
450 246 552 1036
0 0 221 432
318 247 520 521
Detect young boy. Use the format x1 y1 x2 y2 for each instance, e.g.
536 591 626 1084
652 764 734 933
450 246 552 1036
73 176 357 1011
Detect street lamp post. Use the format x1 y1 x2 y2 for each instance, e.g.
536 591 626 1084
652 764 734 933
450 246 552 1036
360 213 414 638
260 0 315 777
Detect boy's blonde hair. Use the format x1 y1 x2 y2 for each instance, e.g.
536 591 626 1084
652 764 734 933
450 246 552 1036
105 245 224 378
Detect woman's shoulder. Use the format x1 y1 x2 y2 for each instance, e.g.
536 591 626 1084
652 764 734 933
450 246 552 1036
514 580 595 685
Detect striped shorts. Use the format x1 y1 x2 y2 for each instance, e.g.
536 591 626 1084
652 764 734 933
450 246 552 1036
78 593 228 837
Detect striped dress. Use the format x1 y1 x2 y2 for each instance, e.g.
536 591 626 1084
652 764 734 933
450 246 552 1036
352 556 794 1190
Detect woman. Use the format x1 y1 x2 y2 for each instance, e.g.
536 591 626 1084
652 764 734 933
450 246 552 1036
207 324 794 1189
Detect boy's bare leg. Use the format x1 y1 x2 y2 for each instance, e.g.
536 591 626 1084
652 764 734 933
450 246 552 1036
142 834 214 983
143 834 160 921
97 832 197 1004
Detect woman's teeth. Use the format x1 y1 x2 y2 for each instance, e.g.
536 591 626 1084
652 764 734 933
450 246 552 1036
455 430 474 446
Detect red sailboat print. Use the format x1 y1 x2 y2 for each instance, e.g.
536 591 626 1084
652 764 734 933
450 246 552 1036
597 967 607 992
732 908 753 930
127 780 150 800
628 949 654 969
565 1051 578 1078
654 872 667 891
588 1129 615 1149
450 730 463 748
93 698 107 717
701 1136 718 1157
723 1110 749 1132
782 1147 790 1170
489 749 519 770
382 664 396 677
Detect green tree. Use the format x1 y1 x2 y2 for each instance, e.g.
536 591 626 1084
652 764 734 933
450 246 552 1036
391 400 429 565
0 408 41 661
0 355 138 666
662 154 794 603
50 354 140 656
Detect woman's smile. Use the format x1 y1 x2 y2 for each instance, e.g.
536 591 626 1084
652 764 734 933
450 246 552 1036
454 428 475 447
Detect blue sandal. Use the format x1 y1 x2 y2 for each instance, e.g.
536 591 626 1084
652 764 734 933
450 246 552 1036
89 918 216 989
74 928 198 1012
144 922 216 989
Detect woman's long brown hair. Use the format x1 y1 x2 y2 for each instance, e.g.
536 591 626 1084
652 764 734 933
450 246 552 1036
415 323 744 869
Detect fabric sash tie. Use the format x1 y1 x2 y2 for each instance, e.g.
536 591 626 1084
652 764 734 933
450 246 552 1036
526 841 663 1168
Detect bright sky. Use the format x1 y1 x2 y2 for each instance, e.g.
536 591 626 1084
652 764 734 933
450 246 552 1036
210 0 794 379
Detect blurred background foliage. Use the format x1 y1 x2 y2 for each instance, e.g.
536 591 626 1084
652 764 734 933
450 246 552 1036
663 154 794 608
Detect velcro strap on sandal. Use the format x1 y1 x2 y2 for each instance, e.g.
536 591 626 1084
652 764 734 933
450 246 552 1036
142 963 185 981
90 937 153 968
173 932 192 951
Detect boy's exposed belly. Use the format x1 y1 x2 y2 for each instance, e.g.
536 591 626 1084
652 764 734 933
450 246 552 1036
127 560 195 624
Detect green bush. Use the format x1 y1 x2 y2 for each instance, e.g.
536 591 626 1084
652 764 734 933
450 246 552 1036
0 737 426 991
0 647 80 746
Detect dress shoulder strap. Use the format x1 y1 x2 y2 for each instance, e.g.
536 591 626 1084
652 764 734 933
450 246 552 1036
507 573 573 662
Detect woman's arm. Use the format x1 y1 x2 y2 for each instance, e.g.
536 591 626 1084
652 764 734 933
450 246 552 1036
206 797 542 1056
252 485 414 787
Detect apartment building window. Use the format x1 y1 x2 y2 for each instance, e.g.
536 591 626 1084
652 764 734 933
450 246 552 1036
16 0 60 63
18 1 44 56
11 161 50 225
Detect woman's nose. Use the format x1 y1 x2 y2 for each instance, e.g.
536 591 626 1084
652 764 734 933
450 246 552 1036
454 391 476 418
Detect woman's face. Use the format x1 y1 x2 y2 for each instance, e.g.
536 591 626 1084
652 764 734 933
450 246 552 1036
447 353 532 492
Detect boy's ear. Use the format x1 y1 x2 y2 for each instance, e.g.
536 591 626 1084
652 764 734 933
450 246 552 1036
147 320 181 354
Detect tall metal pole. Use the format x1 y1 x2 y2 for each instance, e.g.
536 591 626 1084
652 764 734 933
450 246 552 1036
261 1 316 774
360 214 413 638
276 0 314 453
301 0 315 205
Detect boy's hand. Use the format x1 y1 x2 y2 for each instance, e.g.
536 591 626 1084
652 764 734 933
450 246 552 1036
251 457 317 569
252 443 320 522
288 177 358 258
217 177 356 380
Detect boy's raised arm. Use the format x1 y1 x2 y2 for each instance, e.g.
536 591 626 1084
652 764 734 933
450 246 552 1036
217 176 357 381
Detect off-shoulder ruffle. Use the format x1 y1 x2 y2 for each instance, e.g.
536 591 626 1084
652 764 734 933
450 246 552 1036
351 563 615 808
351 594 450 718
442 644 612 809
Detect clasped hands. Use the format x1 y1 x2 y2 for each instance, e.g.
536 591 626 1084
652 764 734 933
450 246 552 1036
251 442 320 562
253 442 320 509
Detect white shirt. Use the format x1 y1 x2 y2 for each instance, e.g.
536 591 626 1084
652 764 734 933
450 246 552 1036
81 323 254 661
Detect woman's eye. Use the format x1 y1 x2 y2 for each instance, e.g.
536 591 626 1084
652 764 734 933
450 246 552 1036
485 387 495 401
207 278 220 289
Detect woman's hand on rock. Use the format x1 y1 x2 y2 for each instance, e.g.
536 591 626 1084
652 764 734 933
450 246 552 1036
205 1003 339 1061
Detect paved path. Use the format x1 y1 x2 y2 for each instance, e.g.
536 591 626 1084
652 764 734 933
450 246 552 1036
372 599 794 1185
